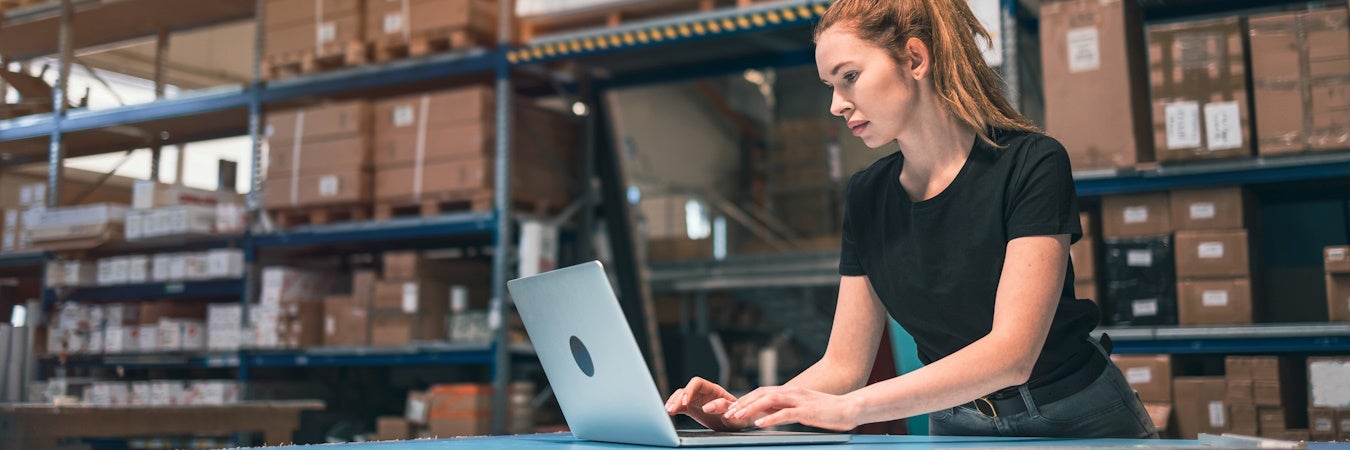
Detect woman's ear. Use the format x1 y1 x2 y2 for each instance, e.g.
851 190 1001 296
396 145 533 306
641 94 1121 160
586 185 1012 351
905 37 932 81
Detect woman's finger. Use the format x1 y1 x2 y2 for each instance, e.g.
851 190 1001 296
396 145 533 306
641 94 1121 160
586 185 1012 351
702 397 732 415
754 408 800 428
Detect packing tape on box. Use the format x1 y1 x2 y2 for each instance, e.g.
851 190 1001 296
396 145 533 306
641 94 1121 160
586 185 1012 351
413 94 430 200
291 111 306 206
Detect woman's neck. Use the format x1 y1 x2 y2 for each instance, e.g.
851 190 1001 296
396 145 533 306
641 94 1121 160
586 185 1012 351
896 110 977 180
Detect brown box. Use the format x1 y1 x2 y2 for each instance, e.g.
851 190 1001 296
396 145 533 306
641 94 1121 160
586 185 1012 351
1081 211 1097 237
323 295 370 347
1338 409 1350 441
372 86 494 139
424 383 491 437
263 168 372 209
1329 274 1350 322
287 301 325 348
1227 378 1253 405
1326 246 1350 274
265 0 362 30
365 0 496 44
1250 9 1350 155
267 135 372 180
1230 403 1258 431
1101 193 1171 237
1149 17 1254 163
1263 429 1310 441
1071 237 1096 281
373 121 492 168
1310 408 1337 441
1178 277 1253 325
370 311 446 345
1145 403 1172 433
268 101 371 143
1260 407 1290 431
373 279 451 315
263 12 363 58
1175 229 1251 278
376 416 410 441
353 270 377 307
382 252 492 283
1250 356 1285 381
1075 280 1099 304
1041 0 1154 170
1253 380 1284 407
1111 354 1172 402
1169 187 1250 230
138 301 207 324
1227 356 1254 380
1174 377 1229 439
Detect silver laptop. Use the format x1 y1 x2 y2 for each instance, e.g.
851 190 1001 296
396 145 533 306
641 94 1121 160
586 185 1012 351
508 261 851 447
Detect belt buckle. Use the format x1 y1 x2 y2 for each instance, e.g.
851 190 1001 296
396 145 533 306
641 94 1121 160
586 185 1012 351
974 397 998 418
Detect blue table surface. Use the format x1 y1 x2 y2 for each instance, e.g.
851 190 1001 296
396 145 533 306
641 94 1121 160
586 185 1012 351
264 433 1350 449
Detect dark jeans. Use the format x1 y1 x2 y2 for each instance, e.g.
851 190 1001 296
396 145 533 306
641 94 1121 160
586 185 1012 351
928 340 1159 439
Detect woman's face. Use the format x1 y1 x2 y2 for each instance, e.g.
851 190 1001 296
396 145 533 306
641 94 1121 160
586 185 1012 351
815 26 922 149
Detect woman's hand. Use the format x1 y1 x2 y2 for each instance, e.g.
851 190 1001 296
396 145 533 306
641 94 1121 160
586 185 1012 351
723 385 863 431
665 377 754 431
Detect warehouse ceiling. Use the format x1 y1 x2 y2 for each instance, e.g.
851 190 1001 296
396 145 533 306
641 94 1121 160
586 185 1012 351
76 19 254 91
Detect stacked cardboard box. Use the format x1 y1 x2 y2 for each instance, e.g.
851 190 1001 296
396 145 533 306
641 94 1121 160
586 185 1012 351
1172 187 1256 325
264 101 373 211
1040 0 1154 170
365 0 498 56
1111 355 1173 433
255 267 343 349
1327 246 1350 321
263 0 365 65
1071 212 1099 303
1249 9 1350 156
371 86 576 214
1101 193 1177 325
1149 17 1254 163
138 301 209 353
768 118 843 237
324 271 375 347
1174 377 1229 439
404 382 534 437
372 252 491 346
1308 357 1350 440
26 204 128 250
1228 356 1309 437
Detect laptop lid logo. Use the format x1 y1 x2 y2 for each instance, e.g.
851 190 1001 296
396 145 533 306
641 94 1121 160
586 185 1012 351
570 336 595 377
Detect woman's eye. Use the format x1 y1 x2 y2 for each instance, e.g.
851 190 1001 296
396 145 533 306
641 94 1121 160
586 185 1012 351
844 71 859 83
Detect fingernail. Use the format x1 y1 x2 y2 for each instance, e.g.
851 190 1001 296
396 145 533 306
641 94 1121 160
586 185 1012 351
754 418 765 427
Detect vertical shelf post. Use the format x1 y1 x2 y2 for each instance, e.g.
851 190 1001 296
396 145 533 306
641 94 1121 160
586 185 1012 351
47 0 74 208
489 0 516 436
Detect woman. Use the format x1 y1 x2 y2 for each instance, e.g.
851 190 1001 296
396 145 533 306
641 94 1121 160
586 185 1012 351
663 0 1157 439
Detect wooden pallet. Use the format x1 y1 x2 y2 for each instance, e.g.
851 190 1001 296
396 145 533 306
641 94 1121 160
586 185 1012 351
518 0 724 42
267 203 371 228
369 28 485 63
374 190 553 220
261 41 367 80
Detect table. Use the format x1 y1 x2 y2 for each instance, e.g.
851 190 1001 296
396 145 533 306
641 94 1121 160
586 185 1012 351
247 432 1333 449
0 400 323 450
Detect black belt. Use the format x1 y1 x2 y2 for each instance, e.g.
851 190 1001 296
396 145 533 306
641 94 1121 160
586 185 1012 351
958 343 1109 419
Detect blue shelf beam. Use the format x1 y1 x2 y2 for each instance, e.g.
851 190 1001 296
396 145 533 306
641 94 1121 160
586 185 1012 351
243 347 496 368
1112 335 1350 355
1074 151 1350 196
251 211 496 248
0 250 48 268
47 279 245 303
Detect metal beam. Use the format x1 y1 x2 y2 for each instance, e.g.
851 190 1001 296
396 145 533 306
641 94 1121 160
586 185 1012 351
489 0 515 436
47 0 73 208
150 27 168 182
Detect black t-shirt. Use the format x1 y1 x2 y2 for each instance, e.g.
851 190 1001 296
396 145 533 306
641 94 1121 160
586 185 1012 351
839 128 1098 384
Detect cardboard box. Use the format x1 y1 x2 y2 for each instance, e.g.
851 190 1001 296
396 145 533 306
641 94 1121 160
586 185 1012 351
1071 237 1096 281
1227 356 1254 380
1174 377 1229 439
263 11 362 57
372 155 567 206
1149 17 1254 163
1075 280 1099 304
264 168 373 209
267 135 372 180
268 101 371 143
353 269 378 307
1253 380 1283 407
323 295 371 347
1227 378 1253 406
1178 277 1253 325
1175 229 1251 278
1338 408 1350 441
1309 358 1350 408
382 252 492 283
1327 246 1350 274
424 383 491 437
1250 9 1350 155
1144 403 1172 434
1040 0 1153 170
371 310 447 345
1260 407 1291 431
372 87 494 140
1111 355 1172 402
1328 274 1350 322
1169 187 1250 230
377 416 411 441
1103 235 1177 325
260 266 344 307
265 0 362 30
373 279 450 314
1230 403 1258 431
365 0 497 43
1263 429 1310 441
1102 193 1171 237
1310 408 1337 441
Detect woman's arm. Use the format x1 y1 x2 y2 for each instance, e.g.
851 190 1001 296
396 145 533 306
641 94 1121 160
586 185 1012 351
725 234 1069 430
785 275 889 394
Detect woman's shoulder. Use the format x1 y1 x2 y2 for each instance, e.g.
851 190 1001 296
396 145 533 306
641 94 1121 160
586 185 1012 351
995 129 1067 159
846 151 902 196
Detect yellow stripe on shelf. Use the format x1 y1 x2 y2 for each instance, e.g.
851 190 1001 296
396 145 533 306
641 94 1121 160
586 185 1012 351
665 26 678 39
751 13 765 27
692 22 706 35
708 20 721 33
622 32 635 45
812 3 826 15
507 51 520 64
583 37 596 51
637 30 650 43
608 34 622 47
569 40 582 52
722 18 736 31
783 8 797 21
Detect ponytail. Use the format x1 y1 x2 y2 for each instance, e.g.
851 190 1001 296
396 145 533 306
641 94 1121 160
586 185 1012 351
815 0 1039 147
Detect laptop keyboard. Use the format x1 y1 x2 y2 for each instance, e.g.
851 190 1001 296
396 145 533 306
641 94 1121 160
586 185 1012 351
677 430 815 437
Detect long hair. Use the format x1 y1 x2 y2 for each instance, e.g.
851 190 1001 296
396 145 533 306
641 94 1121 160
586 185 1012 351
814 0 1040 146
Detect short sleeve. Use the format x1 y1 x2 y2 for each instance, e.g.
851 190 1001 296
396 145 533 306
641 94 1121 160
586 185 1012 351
1006 137 1082 244
839 175 865 276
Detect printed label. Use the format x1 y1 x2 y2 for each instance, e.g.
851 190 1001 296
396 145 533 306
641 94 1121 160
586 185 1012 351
1204 101 1243 151
1125 367 1152 384
1329 248 1347 261
1165 101 1202 150
1198 242 1225 259
325 317 335 335
1067 27 1101 73
383 13 405 34
393 105 415 127
318 175 339 197
1315 417 1333 431
402 283 418 313
1202 290 1230 307
1190 202 1216 220
317 22 337 44
1208 401 1226 427
1123 206 1149 224
451 285 468 313
1133 299 1159 317
1127 250 1153 267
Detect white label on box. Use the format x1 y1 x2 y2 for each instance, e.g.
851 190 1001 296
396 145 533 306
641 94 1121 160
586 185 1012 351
1330 248 1347 261
325 317 336 335
19 185 32 205
318 21 337 43
1198 242 1225 259
393 105 415 127
1208 401 1226 427
1202 290 1230 307
4 209 16 228
384 12 405 33
1123 206 1149 224
406 396 427 423
451 285 468 313
1132 299 1159 317
1125 367 1152 384
318 175 340 197
1067 27 1101 73
1189 202 1216 220
1127 250 1153 267
1204 101 1243 151
1165 101 1202 150
402 283 418 313
1315 417 1333 431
